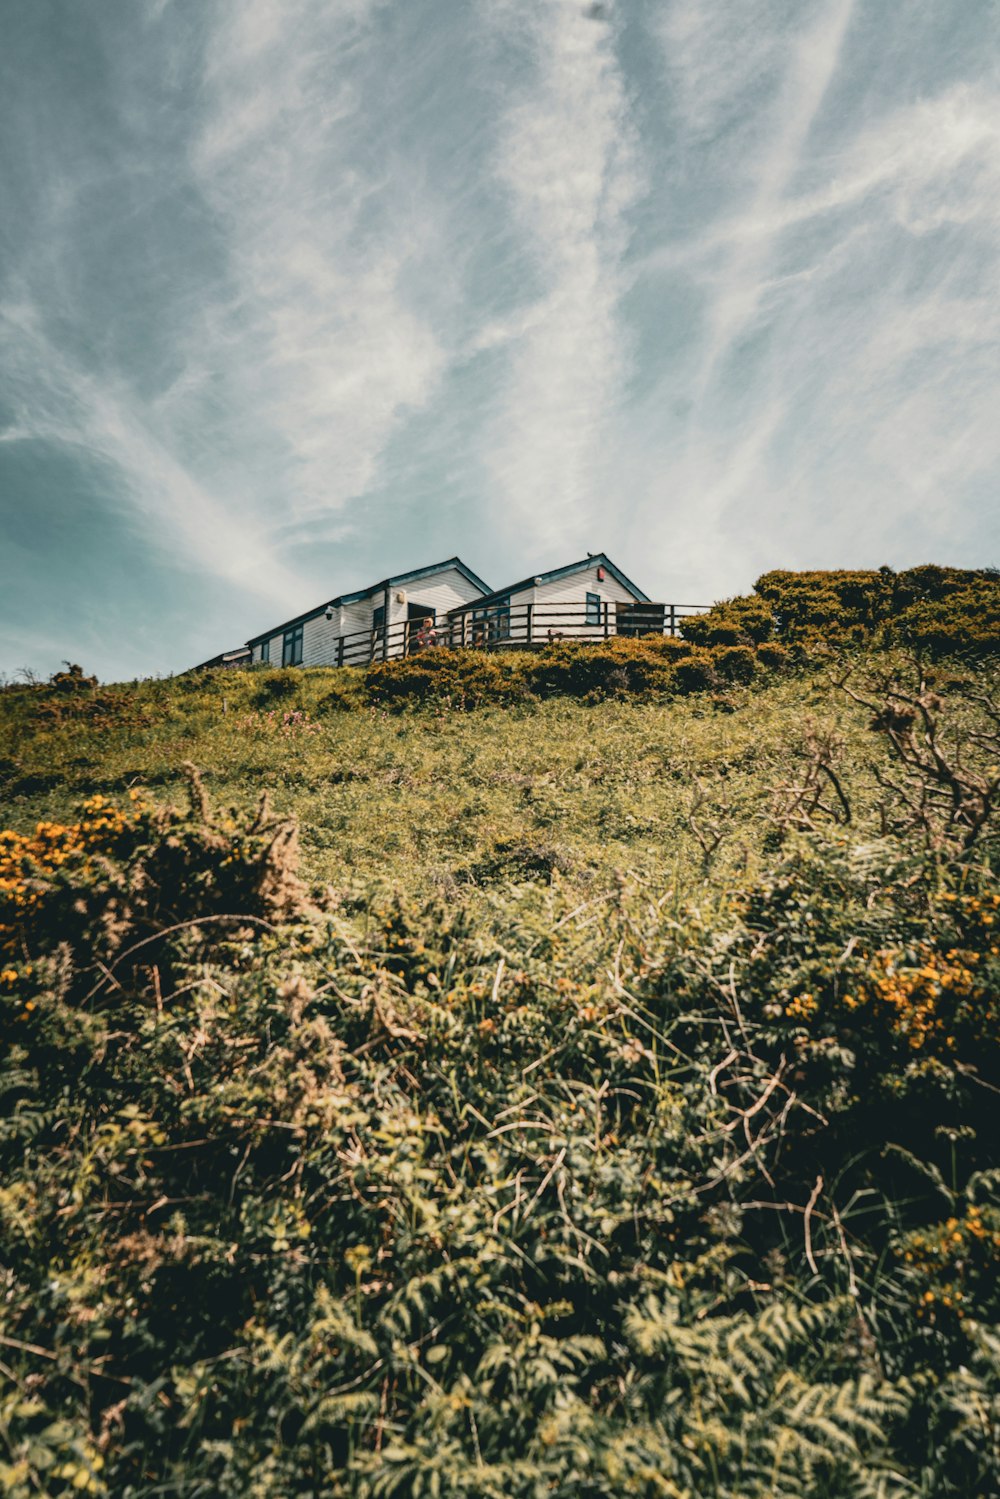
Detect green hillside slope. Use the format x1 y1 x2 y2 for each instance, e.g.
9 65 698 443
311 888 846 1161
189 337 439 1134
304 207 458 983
1 619 999 1495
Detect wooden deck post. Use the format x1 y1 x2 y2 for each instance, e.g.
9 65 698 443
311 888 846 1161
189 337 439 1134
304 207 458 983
603 601 610 639
337 637 345 667
668 605 677 637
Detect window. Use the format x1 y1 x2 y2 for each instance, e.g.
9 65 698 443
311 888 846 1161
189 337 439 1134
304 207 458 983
282 624 303 666
372 604 385 639
260 639 270 664
586 591 601 626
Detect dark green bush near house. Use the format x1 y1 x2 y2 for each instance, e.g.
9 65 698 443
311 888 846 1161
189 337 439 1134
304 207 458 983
714 643 757 683
365 647 528 708
253 667 305 703
683 596 777 647
523 637 679 698
315 679 369 714
672 648 720 694
687 565 1000 655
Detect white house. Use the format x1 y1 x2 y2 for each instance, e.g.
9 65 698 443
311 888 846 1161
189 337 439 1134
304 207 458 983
189 551 701 671
245 557 491 669
443 553 661 648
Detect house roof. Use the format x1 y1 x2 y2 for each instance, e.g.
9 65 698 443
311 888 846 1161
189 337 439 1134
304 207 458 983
245 557 491 646
188 645 252 672
447 553 650 612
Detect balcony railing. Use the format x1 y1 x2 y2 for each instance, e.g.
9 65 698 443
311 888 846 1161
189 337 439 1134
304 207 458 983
319 600 710 668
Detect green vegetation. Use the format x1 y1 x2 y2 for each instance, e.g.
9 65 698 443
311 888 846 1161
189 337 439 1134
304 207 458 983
1 573 999 1495
684 564 1000 653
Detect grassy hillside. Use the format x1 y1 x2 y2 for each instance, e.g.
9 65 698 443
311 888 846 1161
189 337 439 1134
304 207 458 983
2 630 999 1496
0 649 988 897
0 661 860 892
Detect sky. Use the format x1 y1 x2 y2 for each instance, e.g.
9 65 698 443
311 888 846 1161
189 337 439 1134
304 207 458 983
1 0 998 681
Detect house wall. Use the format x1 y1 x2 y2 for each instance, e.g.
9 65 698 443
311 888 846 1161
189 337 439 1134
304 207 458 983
454 569 641 646
398 567 485 621
252 566 488 669
530 568 639 642
252 635 283 665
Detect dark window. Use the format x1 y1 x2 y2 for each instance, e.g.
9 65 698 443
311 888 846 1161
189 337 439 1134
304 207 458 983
372 604 385 639
282 625 304 666
260 639 270 664
586 591 601 626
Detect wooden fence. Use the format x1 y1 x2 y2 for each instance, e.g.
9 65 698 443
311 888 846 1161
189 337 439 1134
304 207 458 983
325 600 710 668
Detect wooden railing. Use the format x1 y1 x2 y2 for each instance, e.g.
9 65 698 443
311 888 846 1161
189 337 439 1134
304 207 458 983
319 601 710 669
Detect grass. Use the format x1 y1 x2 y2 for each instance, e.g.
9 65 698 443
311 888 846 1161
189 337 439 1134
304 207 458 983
0 659 924 900
3 648 1000 1495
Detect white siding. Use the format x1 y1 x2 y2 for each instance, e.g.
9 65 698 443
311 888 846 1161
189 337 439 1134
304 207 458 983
530 566 639 643
302 611 339 667
254 634 283 665
401 566 485 619
446 567 642 646
264 567 491 668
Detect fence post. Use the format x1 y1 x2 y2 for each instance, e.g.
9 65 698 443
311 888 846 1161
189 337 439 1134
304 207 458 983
604 601 610 639
337 637 345 667
525 602 533 645
669 604 676 637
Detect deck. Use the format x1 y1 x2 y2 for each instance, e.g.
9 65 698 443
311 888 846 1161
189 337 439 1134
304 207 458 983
328 600 710 668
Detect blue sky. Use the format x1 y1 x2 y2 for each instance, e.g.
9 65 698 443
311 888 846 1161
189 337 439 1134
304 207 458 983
1 0 998 681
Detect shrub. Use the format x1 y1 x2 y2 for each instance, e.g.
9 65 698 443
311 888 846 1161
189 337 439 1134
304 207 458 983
714 644 757 683
896 586 1000 654
253 668 303 703
755 641 792 670
2 774 999 1495
524 637 676 698
687 566 1000 655
684 597 777 647
672 649 719 694
365 647 527 708
27 663 156 732
315 678 368 713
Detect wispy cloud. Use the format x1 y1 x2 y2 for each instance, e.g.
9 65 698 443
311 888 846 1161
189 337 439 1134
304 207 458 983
479 0 642 548
0 297 304 607
187 0 453 532
625 4 1000 589
1 0 997 678
663 0 857 411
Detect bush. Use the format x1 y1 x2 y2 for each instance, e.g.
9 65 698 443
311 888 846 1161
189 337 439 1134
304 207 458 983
315 677 368 714
524 637 676 698
897 587 1000 654
714 644 757 683
687 566 999 655
365 648 528 708
684 598 777 647
672 649 719 694
253 668 303 703
2 772 999 1495
755 641 792 670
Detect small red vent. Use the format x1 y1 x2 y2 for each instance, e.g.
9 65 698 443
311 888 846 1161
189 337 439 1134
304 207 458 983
597 565 606 581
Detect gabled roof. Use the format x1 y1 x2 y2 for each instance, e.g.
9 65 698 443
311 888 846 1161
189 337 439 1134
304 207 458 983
188 646 252 672
448 553 650 612
245 557 491 646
